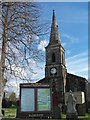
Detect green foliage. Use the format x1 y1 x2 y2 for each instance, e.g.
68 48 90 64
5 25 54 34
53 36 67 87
9 92 17 102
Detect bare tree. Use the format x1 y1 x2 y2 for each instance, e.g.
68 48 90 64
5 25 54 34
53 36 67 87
0 2 49 117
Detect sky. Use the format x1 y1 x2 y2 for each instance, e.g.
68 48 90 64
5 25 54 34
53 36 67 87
37 2 88 78
36 0 89 2
4 2 88 94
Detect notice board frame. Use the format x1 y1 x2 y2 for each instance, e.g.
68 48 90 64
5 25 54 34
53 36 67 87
18 83 52 118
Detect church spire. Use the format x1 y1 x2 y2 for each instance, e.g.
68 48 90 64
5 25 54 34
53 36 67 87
52 10 57 28
49 10 60 45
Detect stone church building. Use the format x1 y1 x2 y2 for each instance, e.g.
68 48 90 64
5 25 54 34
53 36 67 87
38 10 89 109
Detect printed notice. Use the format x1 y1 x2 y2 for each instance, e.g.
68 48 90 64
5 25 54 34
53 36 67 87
37 88 51 111
21 88 35 112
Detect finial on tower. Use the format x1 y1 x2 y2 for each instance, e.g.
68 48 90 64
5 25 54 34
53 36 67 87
52 9 55 21
53 9 55 12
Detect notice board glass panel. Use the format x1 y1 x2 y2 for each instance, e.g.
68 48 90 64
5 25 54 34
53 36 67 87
21 88 35 112
37 88 51 111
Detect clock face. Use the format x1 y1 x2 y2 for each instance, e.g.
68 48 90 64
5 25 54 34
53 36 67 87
50 68 57 74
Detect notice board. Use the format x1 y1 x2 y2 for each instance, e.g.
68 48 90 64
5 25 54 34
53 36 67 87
19 83 52 118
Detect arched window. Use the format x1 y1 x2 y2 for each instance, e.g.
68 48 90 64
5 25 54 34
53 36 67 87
52 53 56 62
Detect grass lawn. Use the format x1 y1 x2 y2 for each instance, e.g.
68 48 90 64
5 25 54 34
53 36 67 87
2 107 90 119
62 113 90 119
2 107 16 118
78 113 90 119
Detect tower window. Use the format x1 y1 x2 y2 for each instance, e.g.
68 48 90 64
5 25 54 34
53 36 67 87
62 54 65 64
52 53 56 62
62 54 63 64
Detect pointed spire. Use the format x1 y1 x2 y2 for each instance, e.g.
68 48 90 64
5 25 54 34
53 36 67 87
49 10 60 45
52 9 57 27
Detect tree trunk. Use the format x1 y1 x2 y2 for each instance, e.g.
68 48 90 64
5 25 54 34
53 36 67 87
0 5 8 118
0 63 3 118
0 32 7 118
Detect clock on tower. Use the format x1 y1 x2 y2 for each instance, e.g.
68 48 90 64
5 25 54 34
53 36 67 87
50 68 57 75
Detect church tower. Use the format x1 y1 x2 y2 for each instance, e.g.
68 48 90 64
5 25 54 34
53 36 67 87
45 10 67 103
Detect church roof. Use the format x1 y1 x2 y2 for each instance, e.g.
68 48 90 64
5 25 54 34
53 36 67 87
67 73 86 80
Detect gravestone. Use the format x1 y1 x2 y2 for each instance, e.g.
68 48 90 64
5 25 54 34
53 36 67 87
66 90 78 119
77 103 86 116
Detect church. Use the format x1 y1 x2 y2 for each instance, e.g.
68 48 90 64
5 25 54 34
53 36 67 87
17 10 90 118
37 10 89 110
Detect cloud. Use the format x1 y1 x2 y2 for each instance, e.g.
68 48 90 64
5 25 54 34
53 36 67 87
66 52 88 79
31 66 45 80
11 64 27 77
66 50 71 54
62 33 79 43
66 52 87 62
38 40 48 51
32 35 39 41
27 59 36 67
5 80 19 96
62 42 66 47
